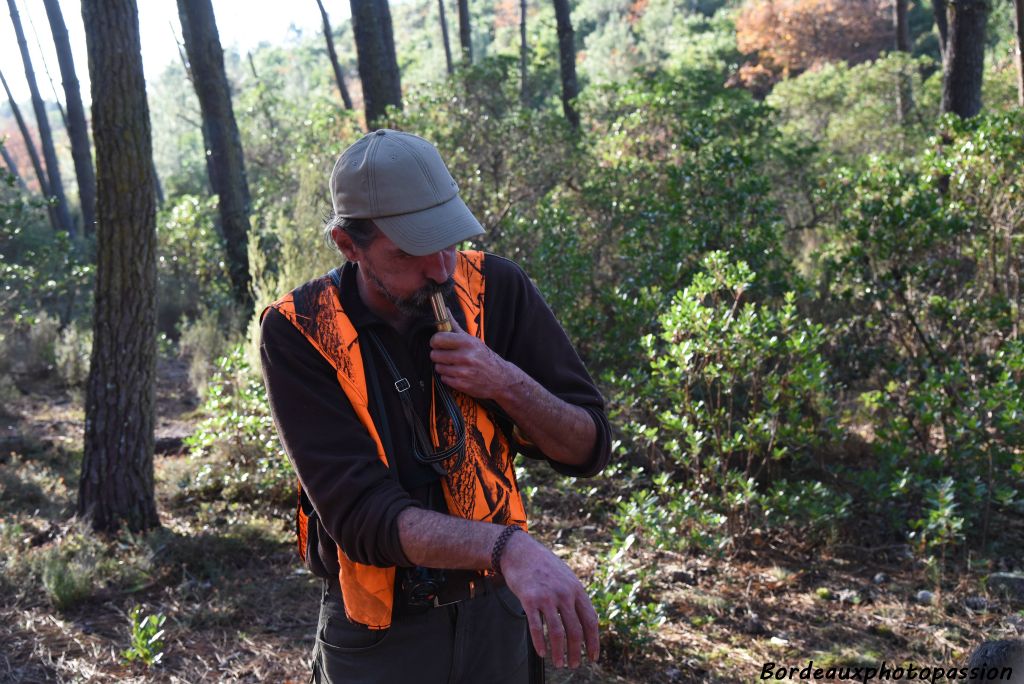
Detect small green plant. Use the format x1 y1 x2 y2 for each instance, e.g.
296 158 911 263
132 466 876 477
587 534 666 660
40 552 94 611
122 605 167 666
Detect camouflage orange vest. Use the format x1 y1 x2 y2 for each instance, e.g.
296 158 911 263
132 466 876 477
267 250 527 629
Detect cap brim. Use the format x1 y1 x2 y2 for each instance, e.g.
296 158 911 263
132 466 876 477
372 194 485 256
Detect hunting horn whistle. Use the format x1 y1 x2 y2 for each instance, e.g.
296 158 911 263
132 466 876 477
431 292 452 332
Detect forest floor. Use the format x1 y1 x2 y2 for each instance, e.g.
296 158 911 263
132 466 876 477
1 356 1023 683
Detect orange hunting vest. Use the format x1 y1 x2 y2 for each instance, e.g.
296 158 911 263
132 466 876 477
267 250 527 629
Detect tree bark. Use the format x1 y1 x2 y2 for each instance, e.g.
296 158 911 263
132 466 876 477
438 0 453 75
8 0 74 235
1014 0 1024 107
43 0 97 237
1 138 29 192
178 0 254 313
941 0 988 118
349 0 402 129
457 0 472 64
519 0 528 105
79 0 159 533
552 0 580 129
0 68 52 200
315 0 354 109
894 0 913 124
933 0 949 61
895 0 911 51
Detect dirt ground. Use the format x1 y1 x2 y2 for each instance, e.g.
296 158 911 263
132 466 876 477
1 357 1023 683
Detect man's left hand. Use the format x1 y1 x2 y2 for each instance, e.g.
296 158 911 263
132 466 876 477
429 310 514 400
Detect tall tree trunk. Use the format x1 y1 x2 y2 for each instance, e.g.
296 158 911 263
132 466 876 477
941 0 988 118
8 0 74 235
1015 0 1024 107
79 0 159 533
178 0 254 314
0 68 52 200
349 0 402 129
315 0 353 109
1 139 29 192
43 0 97 237
933 0 949 61
438 0 454 75
894 0 913 124
519 0 528 105
457 0 472 64
552 0 580 129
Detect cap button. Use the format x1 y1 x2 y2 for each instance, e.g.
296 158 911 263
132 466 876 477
375 129 386 136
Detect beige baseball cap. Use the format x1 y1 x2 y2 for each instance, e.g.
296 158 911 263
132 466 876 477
330 129 485 256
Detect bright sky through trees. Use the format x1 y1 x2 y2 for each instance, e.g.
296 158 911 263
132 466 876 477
0 0 349 105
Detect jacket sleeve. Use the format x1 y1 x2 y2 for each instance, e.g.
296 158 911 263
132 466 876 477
482 254 612 478
259 306 419 568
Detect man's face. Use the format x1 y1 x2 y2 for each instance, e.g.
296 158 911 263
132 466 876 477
355 233 457 317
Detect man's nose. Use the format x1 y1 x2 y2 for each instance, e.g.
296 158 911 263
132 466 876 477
423 251 451 285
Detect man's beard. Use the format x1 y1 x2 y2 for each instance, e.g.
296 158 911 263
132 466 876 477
368 271 455 317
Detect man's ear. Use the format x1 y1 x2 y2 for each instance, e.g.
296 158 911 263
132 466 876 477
332 227 360 262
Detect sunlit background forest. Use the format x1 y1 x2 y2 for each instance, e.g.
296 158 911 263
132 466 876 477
2 0 1024 681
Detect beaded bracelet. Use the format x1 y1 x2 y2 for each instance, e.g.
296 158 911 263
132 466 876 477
490 524 521 574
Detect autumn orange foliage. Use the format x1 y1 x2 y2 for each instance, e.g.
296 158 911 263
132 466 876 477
736 0 892 80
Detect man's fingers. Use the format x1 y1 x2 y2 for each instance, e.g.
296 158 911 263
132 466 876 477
445 307 463 333
562 603 586 669
526 610 546 659
544 607 568 669
577 593 601 663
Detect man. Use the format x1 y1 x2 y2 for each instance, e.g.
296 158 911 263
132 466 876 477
260 129 611 683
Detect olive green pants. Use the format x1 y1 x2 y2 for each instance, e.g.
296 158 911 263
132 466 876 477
311 579 531 684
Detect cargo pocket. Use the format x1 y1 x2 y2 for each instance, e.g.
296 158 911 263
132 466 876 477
318 616 391 654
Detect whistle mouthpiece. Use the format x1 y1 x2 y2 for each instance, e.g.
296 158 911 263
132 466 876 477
431 291 452 332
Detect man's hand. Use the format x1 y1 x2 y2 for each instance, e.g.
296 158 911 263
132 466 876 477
499 531 601 669
429 311 513 400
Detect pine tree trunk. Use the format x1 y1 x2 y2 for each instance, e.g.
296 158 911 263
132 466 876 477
79 0 159 533
1014 0 1024 107
519 0 528 105
438 0 454 75
42 0 97 237
457 0 472 64
941 0 988 118
316 0 354 109
178 0 254 314
1 68 57 228
8 0 74 236
933 0 949 61
349 0 402 129
552 0 580 129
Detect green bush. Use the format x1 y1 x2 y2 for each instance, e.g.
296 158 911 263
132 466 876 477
122 605 167 667
815 111 1024 545
185 346 291 506
616 251 841 544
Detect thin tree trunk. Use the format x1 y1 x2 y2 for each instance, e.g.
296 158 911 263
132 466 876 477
24 5 67 129
315 0 353 109
519 0 528 105
8 0 74 235
933 0 949 61
552 0 580 129
941 0 988 118
438 0 453 75
349 0 402 129
894 0 913 124
1 139 29 192
80 0 160 533
457 0 472 64
178 0 254 314
0 68 51 199
1015 0 1024 107
43 0 97 237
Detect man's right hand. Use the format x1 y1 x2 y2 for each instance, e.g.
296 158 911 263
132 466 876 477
498 531 601 669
